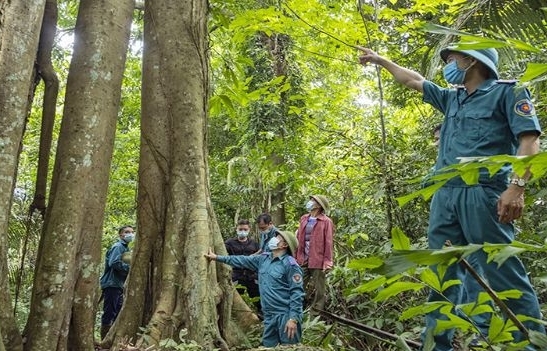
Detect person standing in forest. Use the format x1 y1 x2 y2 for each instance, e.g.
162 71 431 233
206 230 304 347
99 225 134 339
295 195 334 315
225 218 261 315
256 213 278 254
358 45 545 350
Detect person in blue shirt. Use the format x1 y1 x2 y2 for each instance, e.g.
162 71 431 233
358 45 545 350
206 230 304 347
99 225 134 339
255 213 278 254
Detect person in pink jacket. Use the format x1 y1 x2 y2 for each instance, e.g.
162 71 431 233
295 195 334 315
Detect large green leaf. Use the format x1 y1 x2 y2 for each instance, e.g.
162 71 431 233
520 63 547 82
373 281 425 302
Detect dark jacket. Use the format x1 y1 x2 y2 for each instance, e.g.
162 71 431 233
100 239 130 289
225 237 259 281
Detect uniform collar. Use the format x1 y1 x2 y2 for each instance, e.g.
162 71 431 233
475 78 497 92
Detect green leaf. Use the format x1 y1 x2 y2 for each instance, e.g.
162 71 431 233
391 227 410 250
352 275 387 293
347 256 384 270
420 268 441 291
400 301 449 321
373 248 463 277
488 317 516 343
482 244 527 267
373 281 424 302
435 311 472 333
520 63 547 83
440 279 462 293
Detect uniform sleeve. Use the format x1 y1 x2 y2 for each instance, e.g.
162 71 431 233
217 254 261 271
322 218 335 270
287 263 305 321
108 243 130 274
422 80 452 115
503 86 541 138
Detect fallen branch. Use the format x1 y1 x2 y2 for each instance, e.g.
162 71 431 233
316 309 422 349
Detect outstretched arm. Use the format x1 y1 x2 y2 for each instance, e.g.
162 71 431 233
358 47 425 93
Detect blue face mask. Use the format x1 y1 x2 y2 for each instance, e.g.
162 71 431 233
237 230 249 239
305 200 316 212
268 236 280 250
443 60 468 85
123 233 135 243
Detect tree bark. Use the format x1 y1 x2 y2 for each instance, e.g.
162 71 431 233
104 7 170 346
0 1 46 350
29 0 59 217
23 0 133 350
110 0 243 349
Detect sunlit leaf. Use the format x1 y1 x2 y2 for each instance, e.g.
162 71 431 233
373 281 424 302
520 63 547 83
391 227 410 250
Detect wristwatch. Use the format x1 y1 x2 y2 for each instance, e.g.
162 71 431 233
510 178 526 187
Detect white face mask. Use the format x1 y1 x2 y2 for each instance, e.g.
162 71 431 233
123 233 135 243
237 230 249 238
268 236 280 250
305 200 316 212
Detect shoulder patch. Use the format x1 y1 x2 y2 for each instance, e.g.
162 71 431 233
292 273 303 284
514 99 535 117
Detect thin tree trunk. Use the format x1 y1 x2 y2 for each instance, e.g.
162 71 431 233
0 1 46 350
24 0 133 350
30 0 59 217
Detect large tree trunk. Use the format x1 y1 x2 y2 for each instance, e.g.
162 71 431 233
23 0 133 350
0 1 46 350
143 0 227 340
110 0 247 349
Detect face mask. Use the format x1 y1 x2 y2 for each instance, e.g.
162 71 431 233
305 200 316 212
443 60 470 85
123 233 135 243
237 230 249 238
268 236 280 250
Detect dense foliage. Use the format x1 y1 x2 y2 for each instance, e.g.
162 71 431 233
7 0 547 349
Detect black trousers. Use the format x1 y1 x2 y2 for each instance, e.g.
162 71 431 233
101 287 123 326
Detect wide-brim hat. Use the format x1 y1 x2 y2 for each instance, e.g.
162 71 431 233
310 195 330 214
278 230 298 256
440 46 499 79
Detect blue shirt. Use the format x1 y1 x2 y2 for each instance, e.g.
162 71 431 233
100 239 130 289
423 79 541 186
217 252 304 321
258 226 278 253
